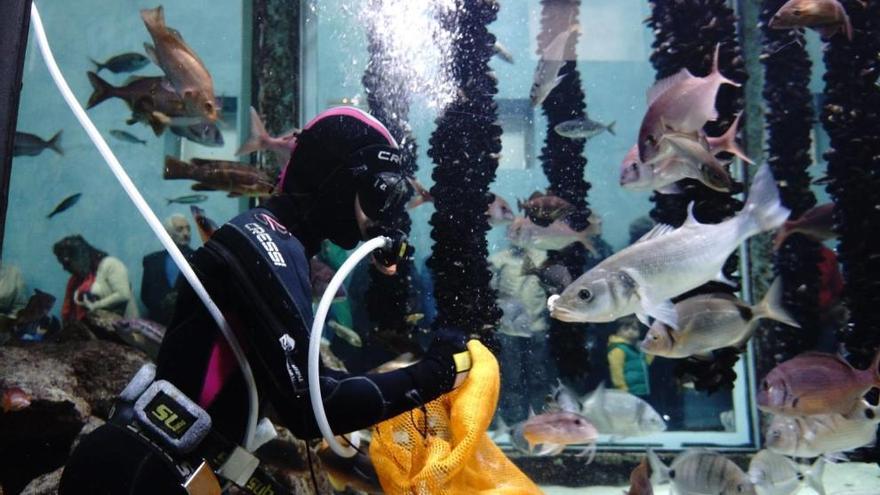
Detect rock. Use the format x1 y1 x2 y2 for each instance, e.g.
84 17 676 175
20 467 63 495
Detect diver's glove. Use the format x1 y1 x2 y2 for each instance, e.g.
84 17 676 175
424 327 472 391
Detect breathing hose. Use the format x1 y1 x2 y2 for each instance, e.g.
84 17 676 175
309 235 391 458
29 3 261 451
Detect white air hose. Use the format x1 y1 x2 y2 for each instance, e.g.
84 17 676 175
309 235 390 458
29 3 260 451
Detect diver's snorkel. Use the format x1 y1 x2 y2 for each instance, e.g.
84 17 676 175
29 3 261 451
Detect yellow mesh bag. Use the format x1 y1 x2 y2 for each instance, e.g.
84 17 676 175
370 340 543 495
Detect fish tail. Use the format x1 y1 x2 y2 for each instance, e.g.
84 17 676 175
140 6 165 34
89 57 104 73
756 277 800 328
711 43 740 88
738 164 790 239
646 448 669 485
86 71 114 109
805 457 827 495
578 231 599 256
717 112 754 164
235 106 269 156
842 8 853 42
606 121 616 136
164 156 192 179
521 254 536 277
47 131 63 156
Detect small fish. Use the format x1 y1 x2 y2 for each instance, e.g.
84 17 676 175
507 216 597 254
554 117 616 141
497 297 538 338
757 350 880 416
773 202 836 250
492 40 515 64
406 177 434 209
369 352 420 374
650 132 733 192
748 449 825 495
164 156 274 197
530 24 580 107
520 409 598 457
517 191 576 224
316 442 383 494
236 106 299 160
619 143 721 195
627 457 654 495
522 255 572 295
640 277 800 358
486 193 515 225
544 378 582 414
310 257 346 302
638 44 740 163
404 313 424 325
580 383 666 439
326 320 362 347
166 194 208 205
110 129 147 145
1 386 31 413
549 164 788 328
141 6 218 122
169 122 224 147
190 205 218 243
47 193 82 219
14 131 63 157
90 52 150 74
113 318 166 359
648 449 756 495
766 400 880 458
769 0 852 41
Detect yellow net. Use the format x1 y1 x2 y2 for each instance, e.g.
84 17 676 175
370 340 543 495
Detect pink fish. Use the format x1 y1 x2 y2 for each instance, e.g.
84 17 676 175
773 202 836 250
769 0 853 41
627 457 654 495
236 106 299 161
406 177 433 210
1 386 31 413
487 193 515 225
638 44 740 163
757 350 880 416
517 191 575 224
521 410 598 457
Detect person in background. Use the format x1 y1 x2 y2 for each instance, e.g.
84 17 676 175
607 315 653 397
0 262 28 318
141 214 194 325
53 235 138 323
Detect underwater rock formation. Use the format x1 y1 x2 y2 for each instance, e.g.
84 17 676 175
821 1 880 373
756 0 822 376
535 0 593 383
646 0 747 393
361 0 421 352
426 0 503 340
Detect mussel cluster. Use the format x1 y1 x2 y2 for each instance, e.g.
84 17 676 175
426 0 504 339
647 0 748 392
821 0 880 369
536 0 595 383
756 0 822 376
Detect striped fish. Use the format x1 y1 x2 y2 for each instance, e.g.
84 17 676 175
648 449 756 495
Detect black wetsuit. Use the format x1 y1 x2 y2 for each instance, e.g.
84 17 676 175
59 203 458 494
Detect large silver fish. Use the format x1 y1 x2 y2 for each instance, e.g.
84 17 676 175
530 24 579 107
640 278 800 358
747 449 825 495
648 449 756 495
550 163 789 328
765 400 880 458
580 383 666 439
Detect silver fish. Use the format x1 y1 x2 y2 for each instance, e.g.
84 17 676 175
747 449 825 495
549 163 789 329
580 383 666 439
648 449 757 495
545 378 582 414
170 122 224 147
554 118 616 141
640 277 800 358
110 129 147 145
530 24 579 107
492 41 514 64
648 132 733 192
765 400 880 458
326 320 362 347
638 44 740 163
507 216 597 255
90 52 150 74
619 143 717 195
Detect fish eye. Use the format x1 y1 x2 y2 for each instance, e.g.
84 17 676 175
629 162 638 171
866 408 876 420
793 9 802 16
578 289 592 301
574 418 582 425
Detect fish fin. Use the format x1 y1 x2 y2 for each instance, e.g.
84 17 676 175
683 202 701 227
711 43 740 88
146 114 167 136
143 42 159 67
528 406 536 418
521 254 537 277
755 277 800 327
493 416 510 438
821 451 848 463
606 121 616 136
739 164 790 238
235 106 268 156
771 223 791 251
577 234 599 256
636 312 650 327
47 131 64 156
842 8 853 41
634 223 676 244
140 6 165 33
86 71 115 109
806 457 827 495
641 294 678 330
646 68 694 105
89 57 104 73
646 448 669 485
655 183 683 195
576 443 597 464
713 269 737 288
552 73 568 88
163 156 191 179
712 112 754 164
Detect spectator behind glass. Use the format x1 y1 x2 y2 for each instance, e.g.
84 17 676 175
0 262 28 318
141 214 194 325
607 315 654 398
53 235 138 323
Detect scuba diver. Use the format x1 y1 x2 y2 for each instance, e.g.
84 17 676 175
59 106 473 494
